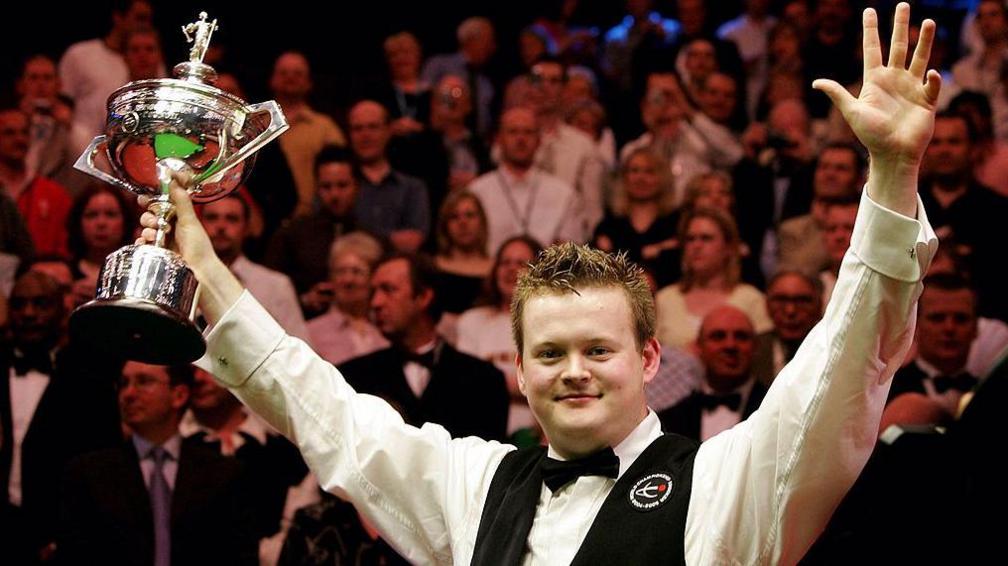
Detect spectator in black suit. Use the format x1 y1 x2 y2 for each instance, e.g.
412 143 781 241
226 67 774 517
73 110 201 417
0 271 120 564
659 305 766 441
58 361 257 565
919 111 1008 321
888 273 979 422
339 253 509 441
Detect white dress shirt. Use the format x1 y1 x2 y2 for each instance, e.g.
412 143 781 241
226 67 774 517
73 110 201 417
198 189 936 565
230 255 310 344
7 365 50 506
469 167 584 254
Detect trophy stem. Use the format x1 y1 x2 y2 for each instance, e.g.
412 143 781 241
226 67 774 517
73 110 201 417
148 198 176 249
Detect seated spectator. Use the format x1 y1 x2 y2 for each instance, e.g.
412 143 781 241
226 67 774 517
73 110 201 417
817 195 859 304
433 190 492 322
948 90 1008 197
717 0 778 119
15 54 88 195
951 0 1008 99
1 271 122 562
696 71 747 133
428 75 492 193
455 235 543 442
65 184 136 309
338 254 509 441
467 107 582 254
307 232 388 366
122 26 165 81
199 194 310 342
58 361 257 564
270 51 347 218
592 146 681 287
621 70 744 207
422 17 497 141
376 31 431 134
752 270 822 387
181 367 315 564
658 305 766 441
565 98 617 168
889 273 982 423
0 107 73 259
264 146 360 319
655 207 772 351
0 192 34 295
348 100 430 253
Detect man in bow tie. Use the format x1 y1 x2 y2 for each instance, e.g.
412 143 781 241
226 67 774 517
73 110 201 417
658 306 766 441
888 272 980 421
138 4 942 563
1 271 121 563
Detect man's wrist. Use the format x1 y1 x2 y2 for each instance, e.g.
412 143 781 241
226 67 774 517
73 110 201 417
865 156 921 218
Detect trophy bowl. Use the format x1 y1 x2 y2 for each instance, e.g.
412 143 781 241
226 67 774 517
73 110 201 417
69 12 288 364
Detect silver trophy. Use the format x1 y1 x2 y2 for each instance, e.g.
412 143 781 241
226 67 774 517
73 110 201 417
70 12 288 364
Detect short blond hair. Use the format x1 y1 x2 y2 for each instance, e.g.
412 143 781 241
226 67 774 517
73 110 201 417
511 242 655 354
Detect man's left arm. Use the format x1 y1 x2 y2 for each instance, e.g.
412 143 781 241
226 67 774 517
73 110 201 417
684 4 943 564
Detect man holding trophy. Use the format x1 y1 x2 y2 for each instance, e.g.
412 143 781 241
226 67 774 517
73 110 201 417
81 4 940 564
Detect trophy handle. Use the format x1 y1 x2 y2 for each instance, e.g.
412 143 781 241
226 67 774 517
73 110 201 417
74 135 153 196
192 100 289 186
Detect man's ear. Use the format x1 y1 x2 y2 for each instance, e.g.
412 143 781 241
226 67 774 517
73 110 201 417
641 337 661 386
515 352 527 396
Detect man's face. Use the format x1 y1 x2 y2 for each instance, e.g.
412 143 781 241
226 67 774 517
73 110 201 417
113 0 153 35
683 217 729 278
18 57 59 101
118 361 187 433
916 288 977 370
9 274 64 348
385 36 422 80
199 197 246 259
767 101 810 160
517 286 660 458
924 117 972 179
530 61 565 112
463 23 496 66
495 240 535 303
683 40 717 82
317 162 358 217
0 110 29 165
189 367 233 411
81 192 126 252
642 74 686 139
814 147 861 199
125 32 162 80
976 1 1008 44
370 258 431 341
823 204 857 266
677 0 706 35
699 73 737 124
348 102 391 163
766 274 821 342
270 53 312 100
697 307 755 391
815 0 851 32
431 76 471 125
497 108 540 168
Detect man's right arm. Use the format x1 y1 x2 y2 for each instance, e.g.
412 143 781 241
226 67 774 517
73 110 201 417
138 188 512 564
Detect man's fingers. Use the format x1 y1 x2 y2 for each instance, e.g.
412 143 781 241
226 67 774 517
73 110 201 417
887 2 910 69
813 79 857 114
863 8 883 74
140 227 158 242
909 18 937 78
924 69 943 104
168 185 197 223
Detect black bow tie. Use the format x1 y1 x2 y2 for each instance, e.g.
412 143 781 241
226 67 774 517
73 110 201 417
697 392 742 411
12 350 54 376
932 373 977 394
540 447 620 492
400 348 437 370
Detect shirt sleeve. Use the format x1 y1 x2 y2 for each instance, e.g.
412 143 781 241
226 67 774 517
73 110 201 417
685 189 937 565
196 294 513 564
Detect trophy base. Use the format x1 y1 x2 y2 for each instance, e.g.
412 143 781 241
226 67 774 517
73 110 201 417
70 297 206 365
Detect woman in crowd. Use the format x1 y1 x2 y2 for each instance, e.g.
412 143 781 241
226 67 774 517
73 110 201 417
65 184 135 308
455 235 543 444
592 146 681 287
376 31 430 135
655 207 772 351
306 231 388 366
433 191 492 326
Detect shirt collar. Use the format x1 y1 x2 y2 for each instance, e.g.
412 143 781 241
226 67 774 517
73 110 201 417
546 409 663 479
132 432 182 461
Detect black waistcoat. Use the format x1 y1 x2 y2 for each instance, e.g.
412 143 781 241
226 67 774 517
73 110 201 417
470 434 699 566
